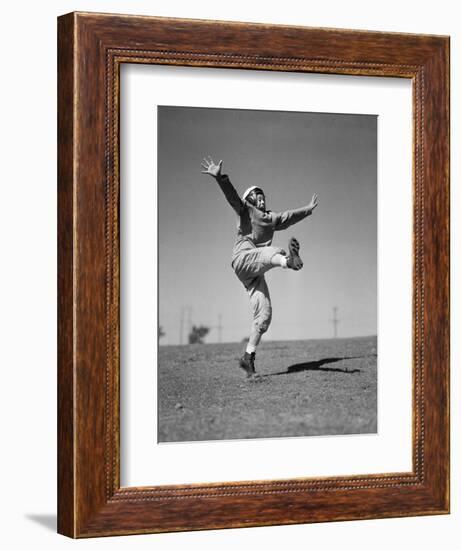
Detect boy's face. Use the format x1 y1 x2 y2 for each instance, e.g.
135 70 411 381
251 191 266 211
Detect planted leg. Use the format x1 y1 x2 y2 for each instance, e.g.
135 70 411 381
239 276 272 377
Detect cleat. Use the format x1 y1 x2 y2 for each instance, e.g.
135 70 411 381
286 237 303 270
239 352 256 377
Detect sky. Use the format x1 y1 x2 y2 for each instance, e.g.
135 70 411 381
158 106 377 345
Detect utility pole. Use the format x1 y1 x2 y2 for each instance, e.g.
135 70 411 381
217 314 223 343
180 306 193 344
179 307 184 345
331 306 339 338
186 307 192 340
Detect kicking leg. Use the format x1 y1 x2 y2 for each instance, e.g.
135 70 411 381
269 238 303 270
233 244 286 281
270 253 288 268
286 237 303 270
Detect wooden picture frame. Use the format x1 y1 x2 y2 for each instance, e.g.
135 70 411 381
57 12 450 538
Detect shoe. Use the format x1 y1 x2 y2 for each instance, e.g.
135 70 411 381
239 352 256 377
286 237 303 271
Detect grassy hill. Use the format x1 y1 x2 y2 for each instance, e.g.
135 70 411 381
158 336 377 443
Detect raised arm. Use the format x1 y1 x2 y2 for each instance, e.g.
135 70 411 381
274 193 319 231
201 157 244 215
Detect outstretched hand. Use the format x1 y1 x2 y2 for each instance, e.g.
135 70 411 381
201 156 223 178
308 193 319 213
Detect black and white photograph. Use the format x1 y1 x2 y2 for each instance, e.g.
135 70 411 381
157 106 377 443
2 0 455 547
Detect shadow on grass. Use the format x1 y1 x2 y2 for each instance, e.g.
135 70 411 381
268 356 364 377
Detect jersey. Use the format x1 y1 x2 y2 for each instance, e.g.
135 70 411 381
215 174 311 260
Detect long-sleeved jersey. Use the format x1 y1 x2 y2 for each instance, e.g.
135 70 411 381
216 174 312 257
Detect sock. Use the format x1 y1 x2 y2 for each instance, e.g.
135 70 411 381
246 343 256 354
280 256 288 269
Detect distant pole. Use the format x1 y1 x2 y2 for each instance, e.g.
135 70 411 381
180 307 194 344
186 307 192 339
217 314 223 343
331 307 339 338
179 307 184 345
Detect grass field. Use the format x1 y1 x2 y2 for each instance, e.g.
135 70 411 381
158 336 377 443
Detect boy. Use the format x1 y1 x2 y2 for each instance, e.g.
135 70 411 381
201 157 318 377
